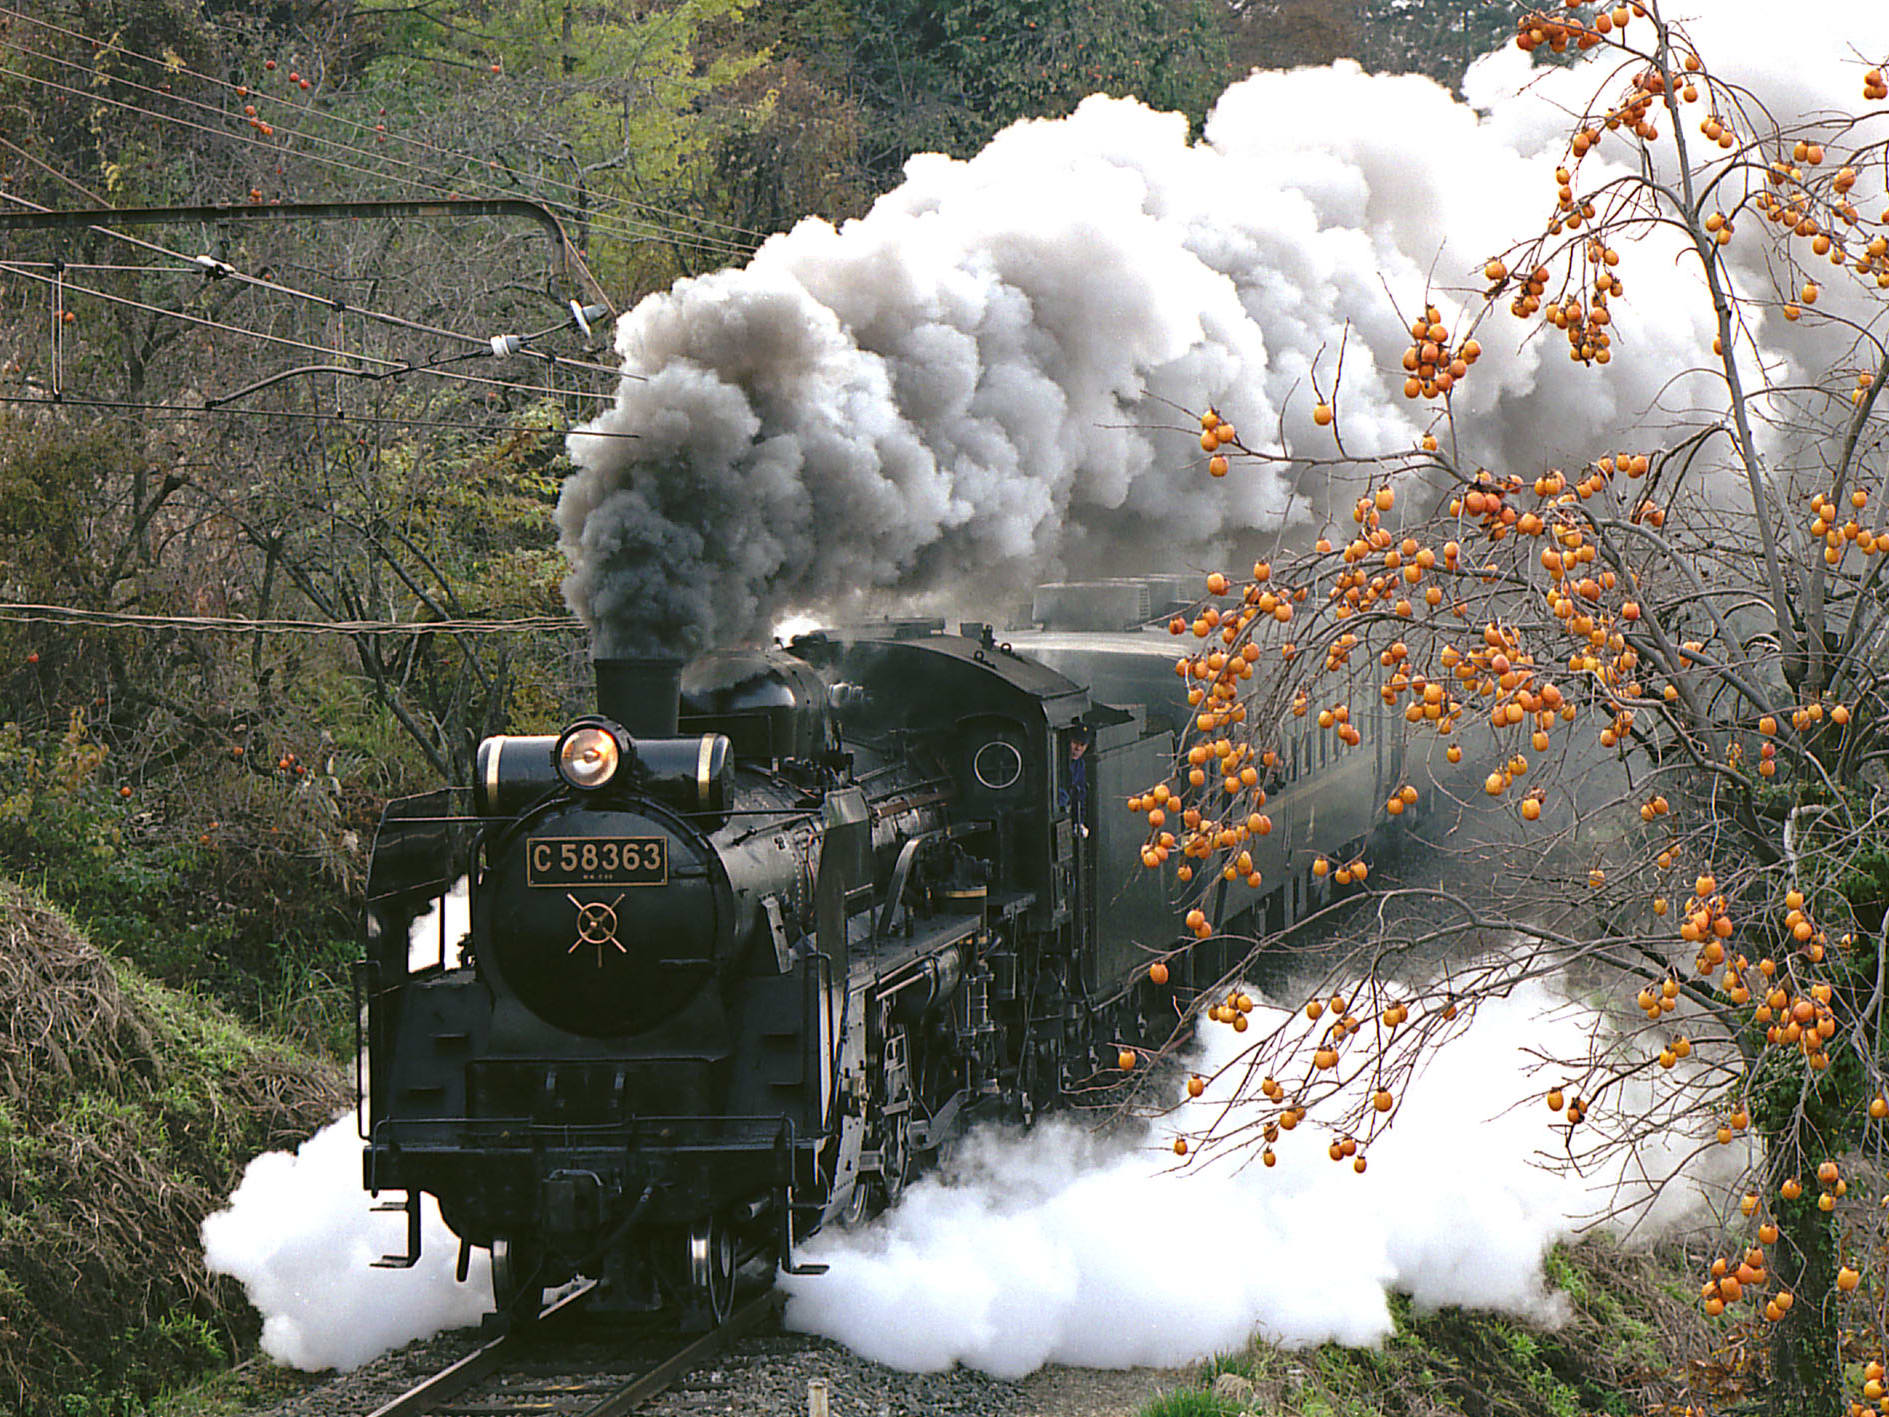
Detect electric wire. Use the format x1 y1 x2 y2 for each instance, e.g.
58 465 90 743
1 260 194 271
0 390 640 440
0 600 585 636
2 256 410 367
0 47 755 261
0 58 740 262
0 31 769 408
0 3 777 248
0 180 628 407
0 27 663 453
0 184 631 387
0 18 673 651
0 256 615 405
19 241 626 379
0 24 763 259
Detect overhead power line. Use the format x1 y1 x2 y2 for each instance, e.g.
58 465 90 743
0 187 627 377
0 196 610 308
0 4 775 247
0 197 627 367
0 19 767 259
0 390 638 440
0 257 616 406
0 601 586 636
0 187 642 414
0 103 651 446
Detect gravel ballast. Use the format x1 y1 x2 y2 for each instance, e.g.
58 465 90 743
235 1314 1189 1417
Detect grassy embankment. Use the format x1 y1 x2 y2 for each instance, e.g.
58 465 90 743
0 882 344 1417
1140 1237 1729 1417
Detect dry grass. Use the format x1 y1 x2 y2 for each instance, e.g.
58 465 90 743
0 881 345 1415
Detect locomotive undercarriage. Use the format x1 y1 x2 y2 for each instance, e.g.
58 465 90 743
367 874 1106 1329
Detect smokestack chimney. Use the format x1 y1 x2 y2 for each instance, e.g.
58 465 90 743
593 655 682 738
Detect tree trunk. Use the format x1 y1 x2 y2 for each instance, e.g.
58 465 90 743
1767 1167 1842 1417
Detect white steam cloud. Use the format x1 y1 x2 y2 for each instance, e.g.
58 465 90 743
561 0 1888 655
778 979 1731 1377
201 1114 489 1371
203 890 486 1372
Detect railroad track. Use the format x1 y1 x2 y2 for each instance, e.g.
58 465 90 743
364 1286 781 1417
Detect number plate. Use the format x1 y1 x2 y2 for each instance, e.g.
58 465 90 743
526 836 668 888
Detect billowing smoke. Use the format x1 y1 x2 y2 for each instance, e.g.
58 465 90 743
201 1114 489 1370
778 979 1736 1376
561 0 1886 655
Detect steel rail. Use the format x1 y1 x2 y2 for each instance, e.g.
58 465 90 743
578 1290 782 1417
361 1279 596 1417
359 1284 779 1417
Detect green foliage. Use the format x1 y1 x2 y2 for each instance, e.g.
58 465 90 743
1225 0 1539 92
0 711 361 1048
0 0 218 206
1142 1393 1243 1417
1142 1240 1704 1417
352 0 771 289
1835 834 1889 929
0 424 117 593
843 0 1231 177
51 1316 225 1417
1540 1249 1660 1375
0 711 188 926
1354 0 1521 89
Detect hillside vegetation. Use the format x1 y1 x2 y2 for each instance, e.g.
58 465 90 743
1143 1239 1729 1417
0 882 343 1416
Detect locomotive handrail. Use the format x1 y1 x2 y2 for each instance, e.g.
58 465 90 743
800 947 844 1134
352 958 380 1142
774 1115 829 1277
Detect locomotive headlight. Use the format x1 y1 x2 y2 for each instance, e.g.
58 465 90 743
556 724 621 790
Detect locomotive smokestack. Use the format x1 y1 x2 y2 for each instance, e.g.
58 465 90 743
593 654 682 738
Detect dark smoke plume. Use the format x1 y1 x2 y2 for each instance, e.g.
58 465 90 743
561 40 1852 653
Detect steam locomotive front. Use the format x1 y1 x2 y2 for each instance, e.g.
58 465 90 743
363 657 823 1321
471 681 739 1041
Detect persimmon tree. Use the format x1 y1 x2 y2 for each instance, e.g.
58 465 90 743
1131 7 1889 1417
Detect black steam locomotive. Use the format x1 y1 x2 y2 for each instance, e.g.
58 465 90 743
358 590 1403 1324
